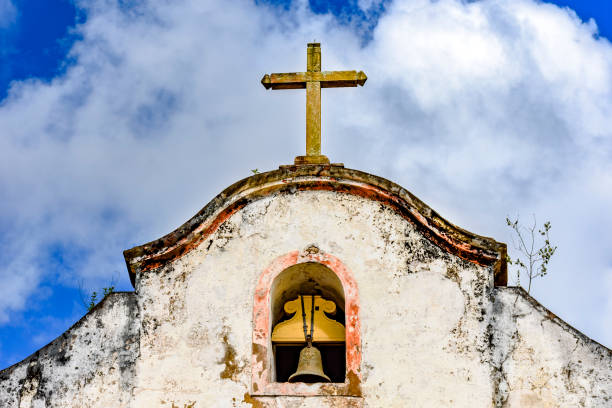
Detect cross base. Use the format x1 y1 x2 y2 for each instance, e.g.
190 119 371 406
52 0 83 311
294 155 330 165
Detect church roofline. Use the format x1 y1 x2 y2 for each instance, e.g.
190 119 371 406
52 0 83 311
123 164 507 288
497 286 612 353
0 292 137 375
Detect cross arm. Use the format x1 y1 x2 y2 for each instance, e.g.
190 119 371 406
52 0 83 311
261 70 367 90
318 71 367 88
261 73 308 90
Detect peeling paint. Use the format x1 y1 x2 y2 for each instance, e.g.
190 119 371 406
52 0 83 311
219 327 241 381
243 393 265 408
1 169 609 407
251 250 361 397
124 167 507 287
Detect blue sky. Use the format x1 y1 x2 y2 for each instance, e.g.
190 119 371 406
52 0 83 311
2 1 610 102
1 0 611 369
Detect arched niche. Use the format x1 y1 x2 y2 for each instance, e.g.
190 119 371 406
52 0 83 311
252 249 361 397
270 262 345 329
270 262 346 383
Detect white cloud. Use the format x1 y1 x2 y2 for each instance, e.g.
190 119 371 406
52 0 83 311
0 0 610 350
0 0 16 29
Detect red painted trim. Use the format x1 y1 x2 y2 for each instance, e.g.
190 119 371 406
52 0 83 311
124 168 507 288
252 251 362 397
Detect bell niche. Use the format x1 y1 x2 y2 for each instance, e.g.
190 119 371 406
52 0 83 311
269 262 346 383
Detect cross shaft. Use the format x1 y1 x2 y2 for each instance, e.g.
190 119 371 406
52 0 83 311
262 43 367 165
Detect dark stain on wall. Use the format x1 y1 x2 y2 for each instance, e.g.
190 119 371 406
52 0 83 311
219 326 241 381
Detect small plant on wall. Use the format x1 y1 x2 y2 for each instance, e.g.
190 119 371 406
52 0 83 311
506 215 557 294
78 275 118 311
86 286 115 311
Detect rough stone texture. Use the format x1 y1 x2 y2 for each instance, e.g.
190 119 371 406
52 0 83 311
1 167 610 407
0 292 139 408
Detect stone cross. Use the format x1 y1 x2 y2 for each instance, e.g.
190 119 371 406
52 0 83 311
261 43 367 165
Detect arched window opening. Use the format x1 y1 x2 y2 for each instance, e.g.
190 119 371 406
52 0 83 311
269 262 346 383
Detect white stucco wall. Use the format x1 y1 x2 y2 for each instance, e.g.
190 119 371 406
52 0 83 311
491 287 611 407
0 292 139 408
133 191 486 406
128 189 610 407
1 184 610 407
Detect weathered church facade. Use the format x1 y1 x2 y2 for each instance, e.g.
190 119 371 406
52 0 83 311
1 44 611 407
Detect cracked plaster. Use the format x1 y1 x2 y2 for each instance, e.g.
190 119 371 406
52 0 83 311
0 168 609 407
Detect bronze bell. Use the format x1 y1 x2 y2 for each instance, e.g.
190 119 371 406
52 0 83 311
288 345 330 383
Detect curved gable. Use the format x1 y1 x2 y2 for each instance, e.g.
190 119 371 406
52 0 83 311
123 165 507 287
